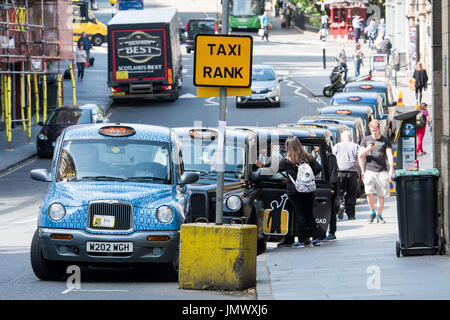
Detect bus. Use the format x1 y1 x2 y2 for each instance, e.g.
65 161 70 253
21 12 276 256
218 0 265 31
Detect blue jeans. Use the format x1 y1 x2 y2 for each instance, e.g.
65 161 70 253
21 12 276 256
354 60 361 78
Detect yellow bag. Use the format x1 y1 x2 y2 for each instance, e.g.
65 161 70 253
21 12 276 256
409 78 416 90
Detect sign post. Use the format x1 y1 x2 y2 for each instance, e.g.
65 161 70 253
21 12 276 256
193 0 252 226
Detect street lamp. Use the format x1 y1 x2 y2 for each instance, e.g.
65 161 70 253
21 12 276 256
109 0 116 17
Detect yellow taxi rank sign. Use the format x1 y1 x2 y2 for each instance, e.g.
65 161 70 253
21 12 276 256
194 34 253 88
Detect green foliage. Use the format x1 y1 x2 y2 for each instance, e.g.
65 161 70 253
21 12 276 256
289 0 321 15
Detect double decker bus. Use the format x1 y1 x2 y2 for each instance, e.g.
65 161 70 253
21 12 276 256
217 0 265 31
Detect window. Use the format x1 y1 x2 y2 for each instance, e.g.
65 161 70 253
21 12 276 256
56 140 171 184
46 109 90 125
252 68 275 81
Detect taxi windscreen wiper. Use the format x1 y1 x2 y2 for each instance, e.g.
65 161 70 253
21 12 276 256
126 176 168 182
78 176 127 182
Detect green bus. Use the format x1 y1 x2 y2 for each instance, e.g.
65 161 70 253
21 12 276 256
218 0 264 31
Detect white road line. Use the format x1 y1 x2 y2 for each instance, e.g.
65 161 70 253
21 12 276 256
284 79 308 98
13 218 37 224
205 97 219 106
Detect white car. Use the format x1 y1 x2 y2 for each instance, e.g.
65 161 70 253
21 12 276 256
236 65 282 107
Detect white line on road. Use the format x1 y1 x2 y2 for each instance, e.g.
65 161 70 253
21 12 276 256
205 97 219 106
284 79 308 98
13 218 37 224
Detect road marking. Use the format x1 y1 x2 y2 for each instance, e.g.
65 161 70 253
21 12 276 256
284 79 308 98
179 93 196 99
0 156 37 179
205 97 219 106
13 218 37 224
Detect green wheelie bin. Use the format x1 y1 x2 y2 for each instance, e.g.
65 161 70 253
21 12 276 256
393 169 444 257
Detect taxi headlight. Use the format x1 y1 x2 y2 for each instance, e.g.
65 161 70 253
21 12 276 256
38 134 48 140
48 203 66 221
226 195 242 211
157 206 174 223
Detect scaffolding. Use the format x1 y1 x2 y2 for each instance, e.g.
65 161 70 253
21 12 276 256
0 0 73 149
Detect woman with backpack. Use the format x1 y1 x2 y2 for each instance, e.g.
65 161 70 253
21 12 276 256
416 102 432 156
276 136 322 248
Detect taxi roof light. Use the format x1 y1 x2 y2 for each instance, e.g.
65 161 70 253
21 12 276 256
188 129 218 139
336 110 352 115
99 126 136 137
348 96 363 101
359 84 373 89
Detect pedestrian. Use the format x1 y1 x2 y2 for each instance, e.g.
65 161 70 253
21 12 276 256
336 43 348 82
358 120 395 224
378 18 386 38
323 147 339 242
352 15 360 43
274 0 279 17
367 20 377 49
412 62 429 105
353 42 364 78
260 11 272 41
333 129 360 221
75 41 87 81
358 17 366 41
374 32 384 54
416 102 432 156
276 136 322 248
380 36 392 62
77 32 92 65
284 5 292 29
320 15 329 41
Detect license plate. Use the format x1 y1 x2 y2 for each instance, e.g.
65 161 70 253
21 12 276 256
93 215 115 228
86 242 133 253
111 91 125 96
252 94 266 100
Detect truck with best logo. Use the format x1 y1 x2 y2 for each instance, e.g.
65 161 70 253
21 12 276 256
107 8 182 101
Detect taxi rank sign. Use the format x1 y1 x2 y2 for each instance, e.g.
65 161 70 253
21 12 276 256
193 34 253 88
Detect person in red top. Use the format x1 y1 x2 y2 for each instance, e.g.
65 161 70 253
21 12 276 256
416 102 432 156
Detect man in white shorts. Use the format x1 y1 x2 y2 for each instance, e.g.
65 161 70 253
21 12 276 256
359 120 394 224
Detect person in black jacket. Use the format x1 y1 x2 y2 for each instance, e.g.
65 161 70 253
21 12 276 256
276 136 322 248
413 62 428 105
323 148 339 242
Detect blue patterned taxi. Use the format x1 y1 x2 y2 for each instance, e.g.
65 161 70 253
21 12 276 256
30 123 198 280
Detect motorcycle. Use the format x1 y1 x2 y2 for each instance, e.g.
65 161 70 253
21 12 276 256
322 65 372 98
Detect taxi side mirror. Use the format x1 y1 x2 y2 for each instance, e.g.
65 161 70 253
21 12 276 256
179 172 199 185
30 169 52 182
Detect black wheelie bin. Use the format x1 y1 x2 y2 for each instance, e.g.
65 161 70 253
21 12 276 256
393 168 443 257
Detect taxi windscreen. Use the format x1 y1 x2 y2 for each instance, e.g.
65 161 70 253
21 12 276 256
180 138 246 177
56 140 171 183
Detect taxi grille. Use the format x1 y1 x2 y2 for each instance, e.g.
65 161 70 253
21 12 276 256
188 194 207 223
88 201 133 231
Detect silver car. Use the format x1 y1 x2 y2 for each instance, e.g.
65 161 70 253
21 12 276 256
236 65 282 107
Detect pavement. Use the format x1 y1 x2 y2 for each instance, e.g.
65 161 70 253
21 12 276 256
1 4 449 300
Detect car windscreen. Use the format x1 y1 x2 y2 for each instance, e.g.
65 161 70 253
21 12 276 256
180 137 246 178
56 139 171 183
188 20 215 33
252 68 275 81
46 109 91 125
230 0 262 17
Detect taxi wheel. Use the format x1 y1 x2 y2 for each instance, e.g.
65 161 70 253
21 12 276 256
30 229 67 281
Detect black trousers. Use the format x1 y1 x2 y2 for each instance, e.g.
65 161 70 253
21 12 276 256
338 171 358 218
285 192 319 243
329 193 338 235
76 62 85 80
262 26 269 40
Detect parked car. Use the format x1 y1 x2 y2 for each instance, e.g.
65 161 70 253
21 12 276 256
280 122 348 145
344 81 398 136
297 115 366 145
236 65 283 107
185 18 218 54
320 105 376 136
232 126 334 240
36 104 108 158
30 123 199 281
330 92 394 138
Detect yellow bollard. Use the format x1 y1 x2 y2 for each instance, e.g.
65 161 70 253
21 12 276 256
27 74 32 142
20 73 26 130
6 74 12 148
1 75 4 122
57 73 63 107
33 73 39 124
43 74 47 123
69 63 76 105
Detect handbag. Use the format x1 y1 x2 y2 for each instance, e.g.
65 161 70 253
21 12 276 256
258 28 265 37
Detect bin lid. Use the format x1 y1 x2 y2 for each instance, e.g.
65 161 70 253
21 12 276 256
393 168 440 179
